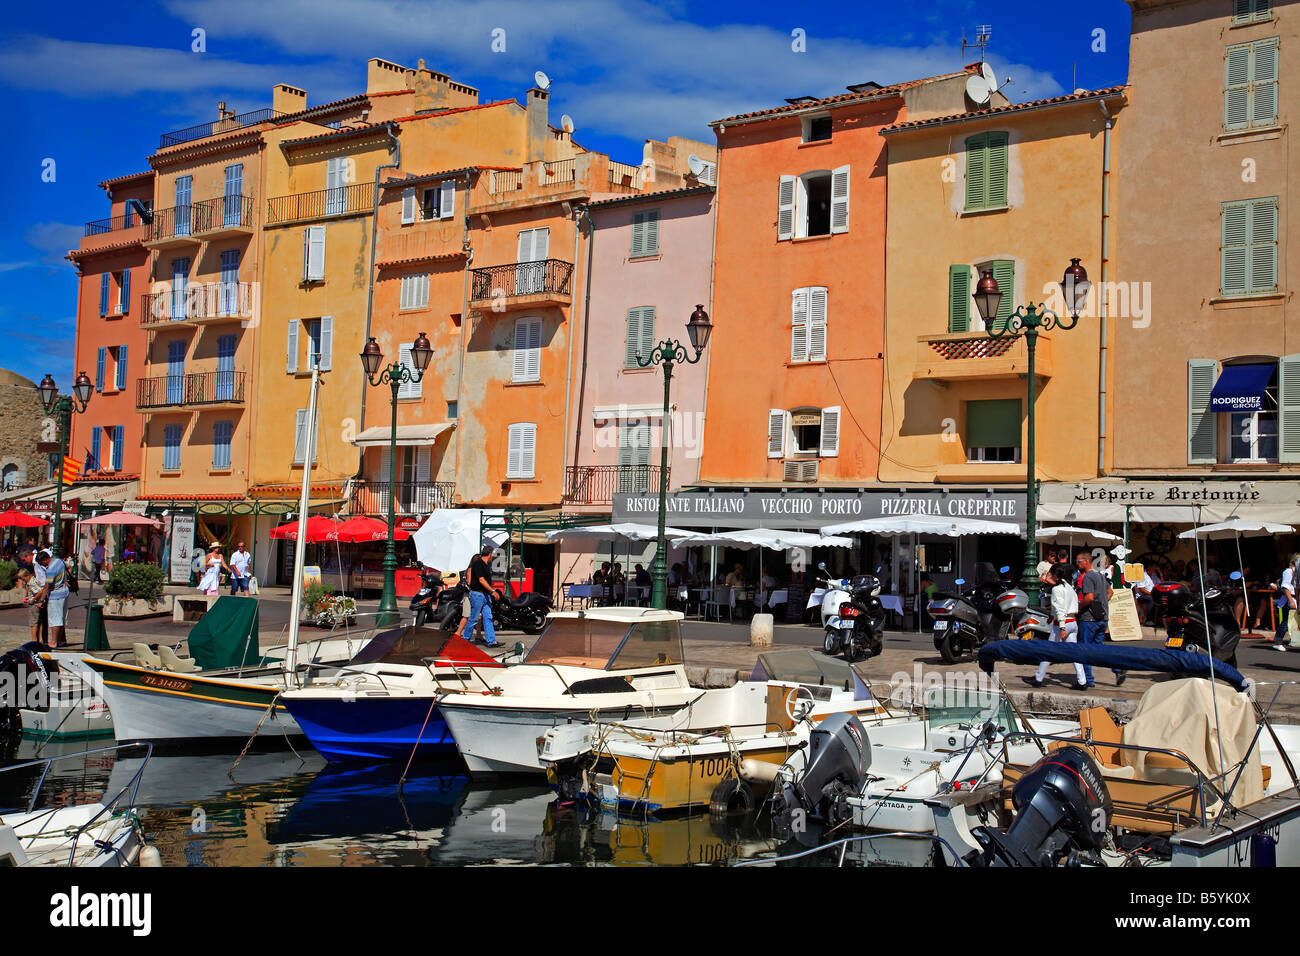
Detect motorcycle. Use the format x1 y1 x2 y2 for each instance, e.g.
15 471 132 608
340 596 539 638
490 586 552 635
409 568 466 630
1152 573 1241 668
997 588 1054 641
927 566 1018 664
817 562 886 662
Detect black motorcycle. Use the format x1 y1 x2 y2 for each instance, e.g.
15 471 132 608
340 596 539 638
827 573 887 663
491 586 552 635
927 566 1018 664
1153 577 1241 668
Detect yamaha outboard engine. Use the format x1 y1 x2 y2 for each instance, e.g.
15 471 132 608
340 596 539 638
970 745 1112 867
0 643 49 760
772 713 870 833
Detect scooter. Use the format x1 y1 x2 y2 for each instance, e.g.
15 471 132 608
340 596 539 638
997 589 1054 641
927 566 1018 664
1153 572 1241 667
409 568 467 630
817 563 887 662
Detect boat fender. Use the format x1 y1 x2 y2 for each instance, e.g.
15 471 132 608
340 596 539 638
709 778 755 820
139 845 162 868
739 759 779 784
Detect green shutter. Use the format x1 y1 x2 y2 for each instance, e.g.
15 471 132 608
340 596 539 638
1252 38 1279 127
625 308 644 368
991 259 1015 331
1225 44 1251 129
630 212 644 257
986 132 1009 208
948 265 970 332
966 399 1021 450
1280 353 1300 463
1249 198 1278 292
643 210 660 254
964 133 987 210
1188 360 1218 464
1221 201 1249 295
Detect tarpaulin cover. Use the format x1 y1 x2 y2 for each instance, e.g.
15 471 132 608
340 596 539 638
186 596 261 671
977 639 1249 691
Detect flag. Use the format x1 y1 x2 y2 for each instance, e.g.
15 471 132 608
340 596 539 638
61 455 83 485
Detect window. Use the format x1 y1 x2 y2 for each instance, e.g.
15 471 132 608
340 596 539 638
223 163 243 226
304 317 333 371
1225 38 1279 130
2 465 18 491
286 320 298 374
447 401 458 419
325 158 347 215
302 225 326 281
966 399 1022 463
802 114 833 143
515 227 550 294
46 453 59 482
630 210 660 257
777 166 849 240
216 334 236 401
163 423 183 471
766 407 839 459
399 273 430 311
123 201 134 229
115 344 128 391
425 181 455 221
99 273 110 317
117 270 130 315
964 131 1010 212
293 408 319 464
624 306 656 369
513 317 542 383
790 287 827 363
1221 198 1278 295
396 343 422 399
977 259 1016 331
174 175 192 236
95 347 106 391
219 250 240 315
506 423 537 479
212 420 234 469
166 339 186 404
401 187 417 225
617 420 653 491
1191 358 1299 464
171 257 191 321
1232 0 1272 25
111 425 124 471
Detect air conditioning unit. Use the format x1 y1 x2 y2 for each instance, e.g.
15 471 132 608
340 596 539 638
783 460 819 483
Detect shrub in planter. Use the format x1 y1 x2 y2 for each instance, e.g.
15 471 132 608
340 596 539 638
105 562 166 604
303 582 332 618
0 559 17 592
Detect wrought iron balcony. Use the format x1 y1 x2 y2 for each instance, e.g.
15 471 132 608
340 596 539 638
469 259 574 309
348 479 456 516
84 213 144 237
159 108 285 149
136 371 246 409
266 182 374 225
140 285 252 327
563 465 666 505
193 195 255 235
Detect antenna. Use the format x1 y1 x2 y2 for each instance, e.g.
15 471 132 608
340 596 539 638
560 114 574 133
961 24 993 64
533 70 551 91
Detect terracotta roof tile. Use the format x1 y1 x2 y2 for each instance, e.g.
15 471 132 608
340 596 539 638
879 86 1128 134
711 71 972 126
97 171 153 192
587 184 715 209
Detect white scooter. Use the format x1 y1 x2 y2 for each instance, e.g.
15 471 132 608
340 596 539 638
816 563 854 655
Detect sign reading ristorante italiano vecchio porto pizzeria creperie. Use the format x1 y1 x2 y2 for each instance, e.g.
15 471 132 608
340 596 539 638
612 489 1024 530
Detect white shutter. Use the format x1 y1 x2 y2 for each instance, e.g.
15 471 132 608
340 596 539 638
767 409 787 458
1188 360 1218 464
401 187 416 225
808 287 828 362
507 423 536 478
790 288 809 363
516 228 533 263
319 315 333 371
294 408 307 462
534 227 549 260
396 344 423 399
301 228 310 282
777 175 796 241
526 319 541 381
630 213 645 258
819 406 841 457
306 225 325 281
286 321 298 374
513 318 538 382
830 165 850 234
379 446 393 484
415 446 431 482
1280 354 1300 464
439 179 456 220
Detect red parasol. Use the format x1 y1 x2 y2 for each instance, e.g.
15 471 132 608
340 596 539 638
268 515 344 543
328 516 411 543
0 509 50 528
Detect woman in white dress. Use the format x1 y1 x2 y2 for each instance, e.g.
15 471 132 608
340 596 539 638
197 542 232 596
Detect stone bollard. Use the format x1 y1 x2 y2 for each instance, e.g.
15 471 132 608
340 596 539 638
750 612 774 647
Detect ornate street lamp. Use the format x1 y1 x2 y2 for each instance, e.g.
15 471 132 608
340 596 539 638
980 261 1089 602
38 372 94 555
360 333 433 625
635 305 712 609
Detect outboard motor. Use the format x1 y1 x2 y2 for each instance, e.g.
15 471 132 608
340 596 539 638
969 746 1112 867
772 713 870 831
0 643 49 760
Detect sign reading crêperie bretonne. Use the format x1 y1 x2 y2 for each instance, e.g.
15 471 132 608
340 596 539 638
612 490 1024 530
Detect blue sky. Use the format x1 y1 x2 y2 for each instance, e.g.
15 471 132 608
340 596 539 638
0 0 1132 386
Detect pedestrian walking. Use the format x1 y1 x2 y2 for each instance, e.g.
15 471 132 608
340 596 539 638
463 544 499 647
1025 563 1087 690
1273 553 1300 651
1075 551 1117 687
197 543 231 596
90 537 106 583
229 541 252 596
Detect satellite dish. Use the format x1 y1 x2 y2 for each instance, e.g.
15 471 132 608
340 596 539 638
687 154 706 176
965 74 992 106
560 114 574 133
533 70 551 91
981 61 999 92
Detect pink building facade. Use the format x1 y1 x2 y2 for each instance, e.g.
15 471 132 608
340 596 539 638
559 186 716 585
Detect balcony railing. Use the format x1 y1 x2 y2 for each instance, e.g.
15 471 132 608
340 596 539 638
84 213 144 237
470 259 574 303
541 159 576 186
348 479 456 516
159 108 285 149
194 195 255 233
607 161 643 189
913 332 1053 382
563 465 666 505
136 371 246 409
489 170 522 194
266 182 374 225
140 284 253 326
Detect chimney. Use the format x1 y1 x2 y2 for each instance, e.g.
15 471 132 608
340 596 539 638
367 57 410 95
526 87 549 163
272 83 307 115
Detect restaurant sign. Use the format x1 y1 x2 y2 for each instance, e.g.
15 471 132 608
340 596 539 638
613 489 1024 530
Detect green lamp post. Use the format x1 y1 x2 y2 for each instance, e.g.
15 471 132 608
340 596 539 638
37 371 94 556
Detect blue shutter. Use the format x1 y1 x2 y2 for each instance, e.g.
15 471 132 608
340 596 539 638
216 334 236 401
213 421 233 469
120 269 130 315
224 164 243 227
167 339 186 404
112 425 124 471
163 424 182 471
95 347 106 391
219 249 240 315
116 344 127 390
90 427 101 471
175 175 192 236
99 273 110 316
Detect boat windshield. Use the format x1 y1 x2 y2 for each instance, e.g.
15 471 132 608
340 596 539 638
608 619 683 670
755 649 856 688
925 685 1018 734
524 618 631 668
349 626 458 666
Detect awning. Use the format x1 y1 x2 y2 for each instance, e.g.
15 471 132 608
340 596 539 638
1210 363 1275 413
351 423 454 447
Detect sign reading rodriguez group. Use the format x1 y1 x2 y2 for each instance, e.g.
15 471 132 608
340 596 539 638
612 489 1024 530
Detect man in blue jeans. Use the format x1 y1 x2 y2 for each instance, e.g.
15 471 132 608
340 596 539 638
1075 552 1115 688
463 544 499 647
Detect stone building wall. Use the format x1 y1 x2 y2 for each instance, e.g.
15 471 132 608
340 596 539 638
0 369 53 491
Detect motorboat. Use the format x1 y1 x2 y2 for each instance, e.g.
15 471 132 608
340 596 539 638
21 654 113 742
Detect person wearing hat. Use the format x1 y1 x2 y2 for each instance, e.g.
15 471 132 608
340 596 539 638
197 542 232 596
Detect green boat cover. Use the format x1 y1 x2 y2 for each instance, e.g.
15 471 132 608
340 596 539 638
186 596 261 671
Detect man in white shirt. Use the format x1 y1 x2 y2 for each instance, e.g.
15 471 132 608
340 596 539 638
229 542 253 596
1274 554 1299 650
1026 563 1087 690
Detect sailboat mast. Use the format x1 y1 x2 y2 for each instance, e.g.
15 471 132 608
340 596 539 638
284 367 322 686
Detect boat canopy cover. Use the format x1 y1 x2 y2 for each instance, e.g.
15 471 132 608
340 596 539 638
187 596 261 671
349 626 501 668
977 640 1249 691
751 649 873 701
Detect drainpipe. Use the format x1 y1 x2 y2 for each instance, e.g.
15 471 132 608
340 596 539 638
570 206 596 471
356 122 401 478
453 188 473 495
1097 102 1114 476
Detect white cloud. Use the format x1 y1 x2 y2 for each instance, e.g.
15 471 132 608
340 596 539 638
23 223 83 268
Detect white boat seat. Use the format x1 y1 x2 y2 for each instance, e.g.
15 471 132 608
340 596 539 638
133 643 162 669
158 645 200 673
